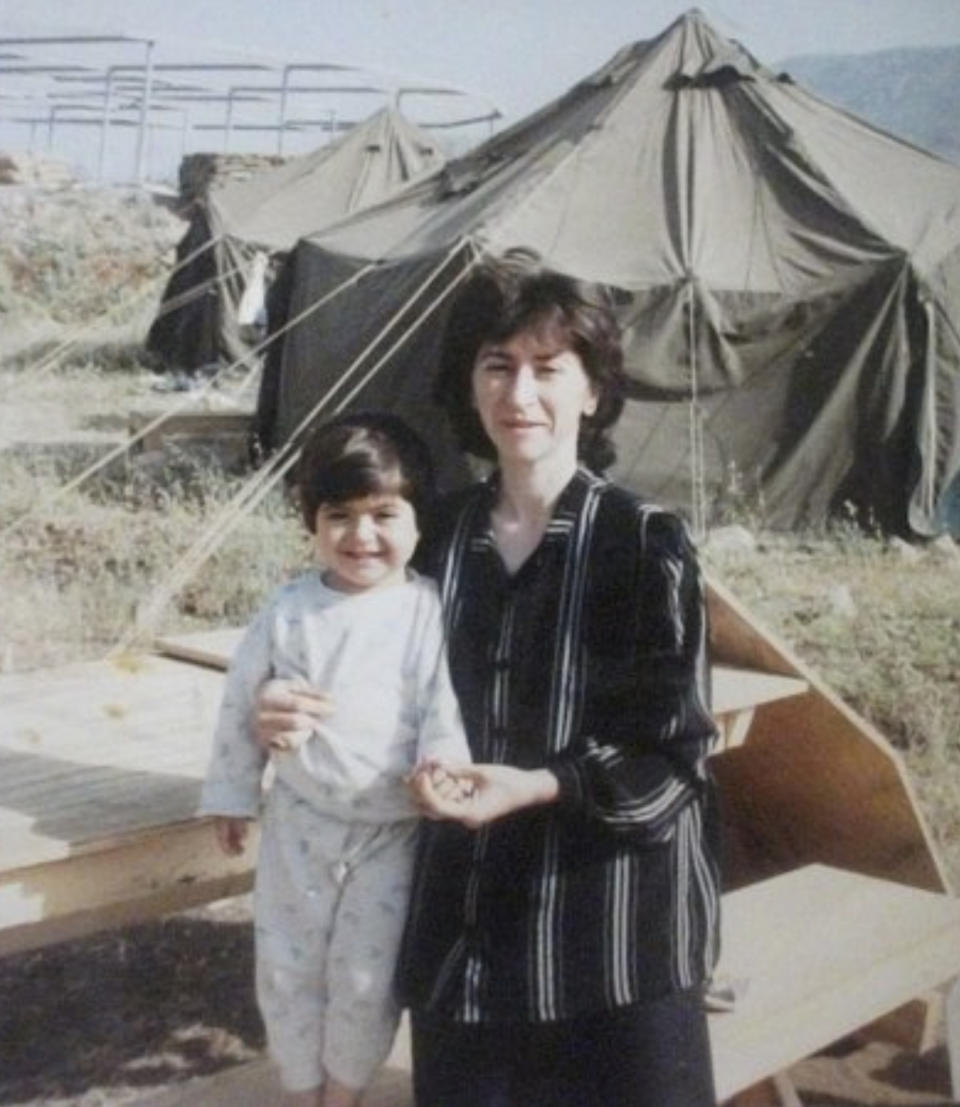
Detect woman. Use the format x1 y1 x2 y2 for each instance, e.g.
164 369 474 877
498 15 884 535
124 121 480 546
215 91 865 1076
258 252 721 1106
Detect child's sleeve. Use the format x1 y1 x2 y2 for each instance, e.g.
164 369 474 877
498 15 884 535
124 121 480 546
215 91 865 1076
198 602 275 818
415 585 472 766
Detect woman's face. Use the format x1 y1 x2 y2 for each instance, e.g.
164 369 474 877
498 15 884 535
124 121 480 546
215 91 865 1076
471 327 598 470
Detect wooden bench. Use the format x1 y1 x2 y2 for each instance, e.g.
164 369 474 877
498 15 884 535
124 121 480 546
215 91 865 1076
130 865 960 1106
712 865 960 1103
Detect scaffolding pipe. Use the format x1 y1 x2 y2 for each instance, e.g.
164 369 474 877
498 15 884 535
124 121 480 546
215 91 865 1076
97 69 115 183
134 39 155 185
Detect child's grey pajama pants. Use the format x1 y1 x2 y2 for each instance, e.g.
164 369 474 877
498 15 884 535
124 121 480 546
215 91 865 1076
254 782 418 1092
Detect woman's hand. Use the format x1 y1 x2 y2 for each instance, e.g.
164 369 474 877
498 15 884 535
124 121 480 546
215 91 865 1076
254 678 335 753
410 762 558 829
411 761 476 803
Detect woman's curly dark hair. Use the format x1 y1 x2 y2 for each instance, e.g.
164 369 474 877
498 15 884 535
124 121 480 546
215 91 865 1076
433 250 627 472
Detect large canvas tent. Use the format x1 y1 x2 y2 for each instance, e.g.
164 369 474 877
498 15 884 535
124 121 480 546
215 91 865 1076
258 10 960 534
146 106 445 374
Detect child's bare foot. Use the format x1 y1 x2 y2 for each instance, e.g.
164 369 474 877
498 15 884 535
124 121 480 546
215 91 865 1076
321 1075 361 1107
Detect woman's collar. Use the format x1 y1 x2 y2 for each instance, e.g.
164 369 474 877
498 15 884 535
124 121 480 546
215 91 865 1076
479 464 601 523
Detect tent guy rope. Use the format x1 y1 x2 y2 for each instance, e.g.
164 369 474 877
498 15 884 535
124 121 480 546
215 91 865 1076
0 254 382 544
112 237 483 652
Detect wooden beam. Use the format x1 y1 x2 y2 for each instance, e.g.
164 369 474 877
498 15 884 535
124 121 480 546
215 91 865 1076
705 573 948 894
857 992 944 1053
153 630 809 737
0 818 256 957
128 409 253 453
155 627 244 669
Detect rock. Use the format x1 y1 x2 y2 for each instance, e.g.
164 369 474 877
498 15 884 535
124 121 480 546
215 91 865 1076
178 152 290 204
0 151 75 188
703 524 756 555
928 534 960 564
888 536 923 563
827 583 857 618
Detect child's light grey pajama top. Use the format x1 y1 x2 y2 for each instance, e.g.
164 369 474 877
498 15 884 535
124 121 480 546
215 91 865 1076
200 570 469 1091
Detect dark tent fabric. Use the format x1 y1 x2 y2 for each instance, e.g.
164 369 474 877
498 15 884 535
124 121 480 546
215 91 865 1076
145 106 445 374
259 11 960 535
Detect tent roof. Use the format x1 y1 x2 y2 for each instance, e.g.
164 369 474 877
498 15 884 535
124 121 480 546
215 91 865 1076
304 9 960 294
207 105 445 252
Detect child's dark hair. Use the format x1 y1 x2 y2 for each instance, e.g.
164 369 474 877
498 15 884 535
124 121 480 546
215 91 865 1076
297 411 435 533
434 249 627 472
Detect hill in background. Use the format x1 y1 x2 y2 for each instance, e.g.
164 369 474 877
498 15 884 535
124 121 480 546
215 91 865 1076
778 44 960 163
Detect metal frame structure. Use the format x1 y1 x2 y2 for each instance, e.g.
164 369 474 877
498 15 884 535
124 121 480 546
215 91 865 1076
51 64 275 180
0 30 502 188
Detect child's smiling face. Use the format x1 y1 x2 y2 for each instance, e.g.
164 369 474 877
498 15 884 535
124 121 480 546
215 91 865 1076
313 492 419 593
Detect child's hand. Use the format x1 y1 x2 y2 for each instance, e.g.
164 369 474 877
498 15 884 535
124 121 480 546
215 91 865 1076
214 815 253 856
254 678 335 753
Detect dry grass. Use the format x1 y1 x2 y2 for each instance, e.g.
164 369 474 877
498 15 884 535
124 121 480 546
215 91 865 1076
0 362 307 671
0 188 183 329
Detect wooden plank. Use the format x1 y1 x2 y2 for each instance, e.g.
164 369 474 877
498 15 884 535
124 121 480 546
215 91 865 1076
155 632 808 759
0 561 942 966
155 627 244 669
857 992 944 1053
0 655 225 870
722 1082 783 1107
712 666 807 717
154 629 809 723
710 864 960 1101
0 818 256 957
705 573 949 894
0 654 259 953
128 409 252 453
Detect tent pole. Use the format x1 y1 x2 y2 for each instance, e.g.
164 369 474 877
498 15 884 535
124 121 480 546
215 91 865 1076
96 67 115 184
224 88 236 153
277 65 291 155
921 297 938 521
687 279 706 539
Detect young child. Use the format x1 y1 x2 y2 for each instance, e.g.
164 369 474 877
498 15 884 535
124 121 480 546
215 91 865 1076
199 411 471 1107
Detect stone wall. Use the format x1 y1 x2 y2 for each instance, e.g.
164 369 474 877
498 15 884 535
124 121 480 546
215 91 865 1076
0 152 75 189
178 152 290 204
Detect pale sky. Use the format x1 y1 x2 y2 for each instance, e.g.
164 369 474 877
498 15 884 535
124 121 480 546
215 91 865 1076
3 0 960 182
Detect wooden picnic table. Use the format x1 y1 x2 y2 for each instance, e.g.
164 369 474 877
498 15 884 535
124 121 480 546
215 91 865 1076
0 653 254 955
0 625 807 957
